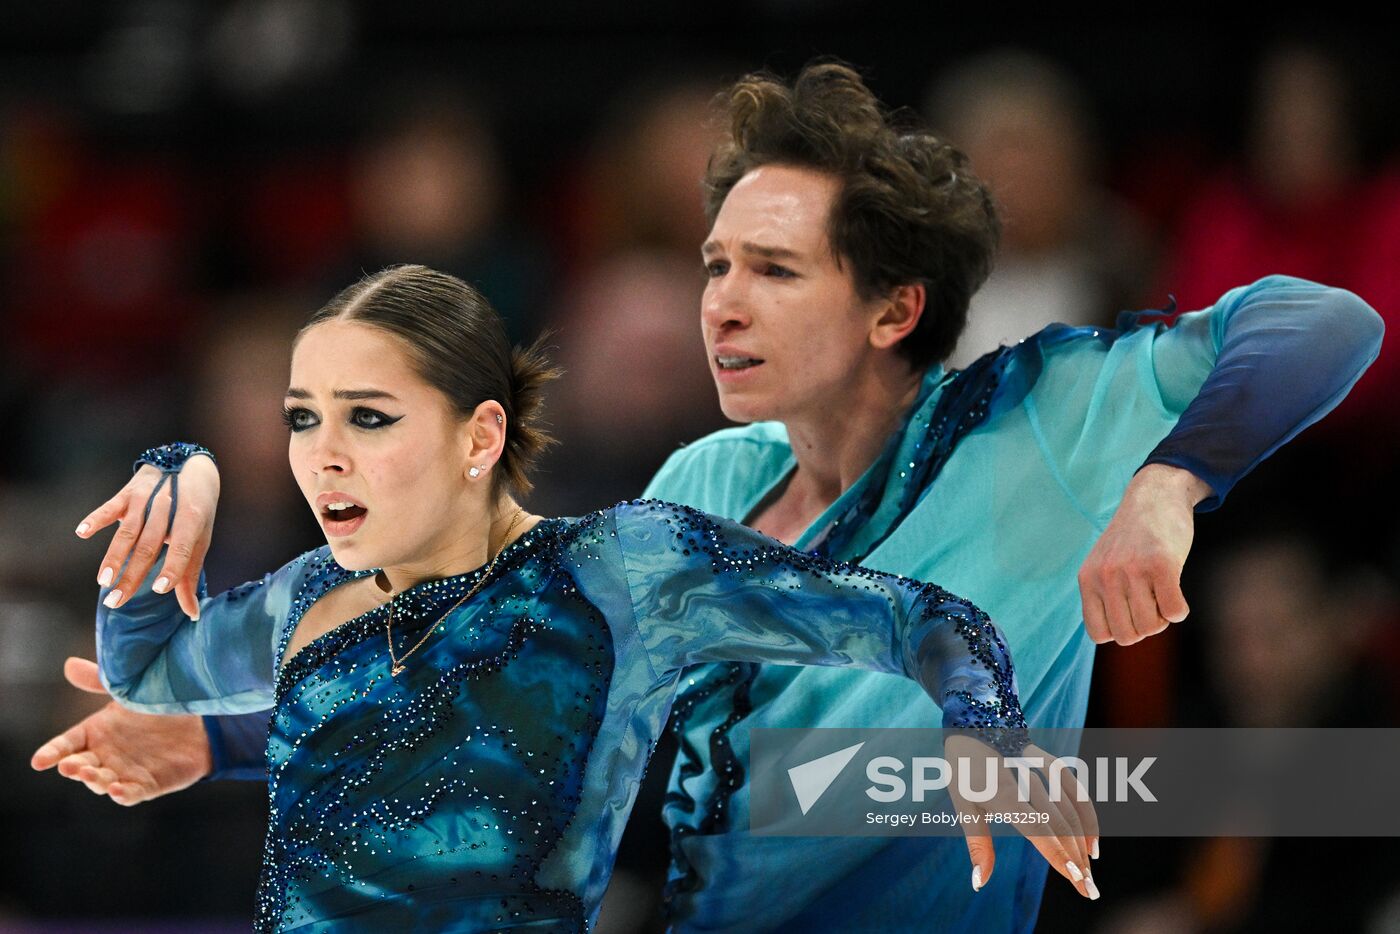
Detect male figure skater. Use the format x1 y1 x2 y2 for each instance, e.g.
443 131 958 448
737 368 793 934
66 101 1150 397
39 63 1381 932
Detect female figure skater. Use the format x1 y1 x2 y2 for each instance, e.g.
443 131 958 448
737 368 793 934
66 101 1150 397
86 265 1088 932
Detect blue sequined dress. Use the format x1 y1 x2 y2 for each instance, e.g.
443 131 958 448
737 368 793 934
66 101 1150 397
96 467 1025 932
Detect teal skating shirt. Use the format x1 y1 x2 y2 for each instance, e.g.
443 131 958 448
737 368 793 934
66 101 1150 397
647 276 1383 933
96 496 1026 932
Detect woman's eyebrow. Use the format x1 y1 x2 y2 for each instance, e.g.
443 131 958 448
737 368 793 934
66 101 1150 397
284 388 401 401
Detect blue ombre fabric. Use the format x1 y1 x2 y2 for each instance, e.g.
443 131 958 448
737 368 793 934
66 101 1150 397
97 497 1025 932
647 276 1382 933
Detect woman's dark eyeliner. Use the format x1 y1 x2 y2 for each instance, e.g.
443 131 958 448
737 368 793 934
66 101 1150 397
280 405 401 432
351 407 401 429
281 405 314 432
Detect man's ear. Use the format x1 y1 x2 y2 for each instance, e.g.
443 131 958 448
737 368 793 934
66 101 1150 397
869 282 926 351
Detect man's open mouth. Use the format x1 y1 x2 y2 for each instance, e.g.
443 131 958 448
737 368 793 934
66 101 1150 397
716 355 764 371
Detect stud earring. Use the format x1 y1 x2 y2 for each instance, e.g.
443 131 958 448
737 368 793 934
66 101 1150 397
496 414 503 424
468 466 482 478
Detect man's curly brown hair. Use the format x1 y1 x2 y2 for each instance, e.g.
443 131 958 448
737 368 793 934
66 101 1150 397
704 62 1000 369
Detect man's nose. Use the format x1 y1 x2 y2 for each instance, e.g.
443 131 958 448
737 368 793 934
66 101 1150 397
702 274 752 332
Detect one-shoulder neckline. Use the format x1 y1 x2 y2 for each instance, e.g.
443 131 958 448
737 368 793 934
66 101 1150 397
274 516 566 688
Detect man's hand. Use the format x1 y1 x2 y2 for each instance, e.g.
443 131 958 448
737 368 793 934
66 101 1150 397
30 657 213 805
1078 465 1211 646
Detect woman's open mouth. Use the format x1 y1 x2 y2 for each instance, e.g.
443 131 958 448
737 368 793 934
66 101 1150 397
321 501 368 536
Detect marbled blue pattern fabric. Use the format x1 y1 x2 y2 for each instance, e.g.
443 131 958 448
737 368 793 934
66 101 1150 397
97 487 1025 932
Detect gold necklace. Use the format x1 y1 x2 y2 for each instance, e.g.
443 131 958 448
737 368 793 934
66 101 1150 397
385 508 526 677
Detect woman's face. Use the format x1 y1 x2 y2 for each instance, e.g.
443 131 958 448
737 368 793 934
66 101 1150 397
284 319 477 572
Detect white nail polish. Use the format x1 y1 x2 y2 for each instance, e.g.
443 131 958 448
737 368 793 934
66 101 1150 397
971 866 983 892
1090 838 1100 860
103 590 123 608
1066 860 1083 882
76 522 90 535
1085 878 1101 900
98 567 113 587
154 577 170 594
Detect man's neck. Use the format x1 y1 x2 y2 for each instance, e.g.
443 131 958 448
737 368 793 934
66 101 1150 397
752 362 925 543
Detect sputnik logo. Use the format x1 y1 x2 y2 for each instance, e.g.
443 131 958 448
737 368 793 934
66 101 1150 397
787 742 865 815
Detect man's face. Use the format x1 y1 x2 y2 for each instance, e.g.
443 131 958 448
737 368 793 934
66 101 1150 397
700 164 885 424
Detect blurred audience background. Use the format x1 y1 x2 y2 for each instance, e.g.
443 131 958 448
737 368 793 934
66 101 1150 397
1 7 1396 932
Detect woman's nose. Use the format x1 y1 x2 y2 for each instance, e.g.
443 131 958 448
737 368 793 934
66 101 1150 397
308 424 350 474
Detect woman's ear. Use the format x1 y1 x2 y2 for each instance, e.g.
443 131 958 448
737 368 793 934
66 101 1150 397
463 400 508 481
869 282 926 351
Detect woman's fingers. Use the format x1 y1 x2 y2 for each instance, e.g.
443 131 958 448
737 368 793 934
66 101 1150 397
1026 743 1100 860
165 515 211 620
1020 825 1084 893
105 484 174 609
961 827 996 892
85 467 160 570
155 494 208 588
1022 823 1097 900
1021 778 1096 899
75 490 130 540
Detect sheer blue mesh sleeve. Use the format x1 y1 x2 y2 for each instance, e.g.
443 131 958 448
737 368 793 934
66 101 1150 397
97 549 317 715
612 500 1025 733
1143 275 1384 510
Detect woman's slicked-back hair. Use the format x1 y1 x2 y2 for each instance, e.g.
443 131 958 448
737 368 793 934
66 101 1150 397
704 62 1001 368
299 264 560 497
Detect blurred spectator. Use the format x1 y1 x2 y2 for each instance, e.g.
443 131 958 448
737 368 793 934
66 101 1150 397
530 75 730 519
1161 42 1400 433
551 76 724 274
189 292 323 587
5 120 203 386
928 50 1156 368
529 249 722 518
337 88 555 342
1086 531 1398 934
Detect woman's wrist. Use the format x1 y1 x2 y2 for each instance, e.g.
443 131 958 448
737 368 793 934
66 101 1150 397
133 442 216 476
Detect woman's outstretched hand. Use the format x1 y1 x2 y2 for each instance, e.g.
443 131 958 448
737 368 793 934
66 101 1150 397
30 657 213 805
75 452 219 619
947 735 1101 900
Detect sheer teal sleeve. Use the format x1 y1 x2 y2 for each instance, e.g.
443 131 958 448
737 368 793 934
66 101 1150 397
1142 275 1383 509
96 445 316 714
612 500 1025 732
1025 275 1382 520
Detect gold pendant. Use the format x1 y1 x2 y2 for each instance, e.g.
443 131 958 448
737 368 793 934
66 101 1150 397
391 664 405 676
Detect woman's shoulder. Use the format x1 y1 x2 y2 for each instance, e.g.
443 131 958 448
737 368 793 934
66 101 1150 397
542 500 692 562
